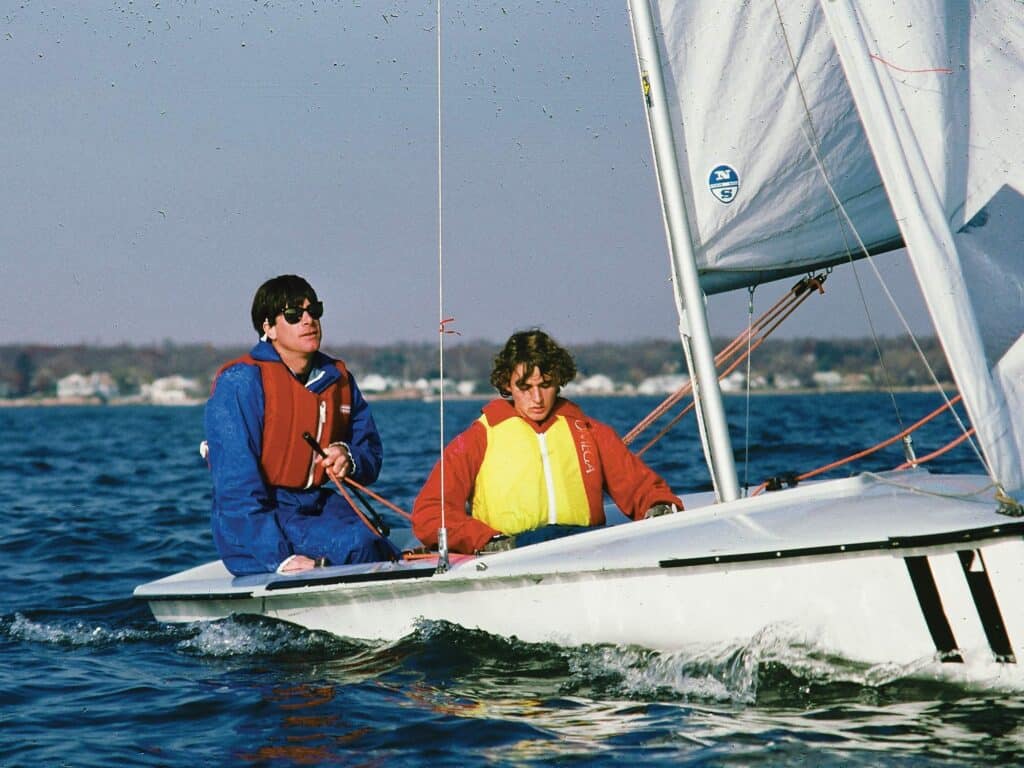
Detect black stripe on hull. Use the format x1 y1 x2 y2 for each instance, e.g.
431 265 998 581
265 565 438 591
658 522 1024 569
905 555 963 663
958 549 1016 663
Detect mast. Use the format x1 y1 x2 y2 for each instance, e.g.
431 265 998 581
821 0 1023 497
626 0 740 502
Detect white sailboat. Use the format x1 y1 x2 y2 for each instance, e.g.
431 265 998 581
135 0 1024 675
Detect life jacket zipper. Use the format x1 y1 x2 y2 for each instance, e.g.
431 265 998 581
536 431 558 525
306 400 327 489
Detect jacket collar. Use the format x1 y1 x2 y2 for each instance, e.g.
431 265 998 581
481 397 586 432
249 340 341 392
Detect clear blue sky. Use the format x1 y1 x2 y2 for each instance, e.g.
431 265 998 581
0 1 930 349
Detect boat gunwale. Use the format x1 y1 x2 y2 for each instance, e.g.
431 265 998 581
136 520 1024 604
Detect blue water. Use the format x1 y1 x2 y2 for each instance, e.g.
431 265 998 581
1 394 1017 767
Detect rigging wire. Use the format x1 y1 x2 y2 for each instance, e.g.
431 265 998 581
623 277 815 446
772 0 908 437
796 124 989 475
435 0 450 573
750 394 964 495
743 286 755 496
895 428 974 470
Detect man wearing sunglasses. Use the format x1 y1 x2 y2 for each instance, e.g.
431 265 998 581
204 274 399 575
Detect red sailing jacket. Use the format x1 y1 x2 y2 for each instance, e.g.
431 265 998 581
412 398 683 553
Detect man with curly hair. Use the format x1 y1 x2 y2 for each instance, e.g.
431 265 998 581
412 329 683 554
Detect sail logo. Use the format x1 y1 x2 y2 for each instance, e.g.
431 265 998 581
708 164 739 204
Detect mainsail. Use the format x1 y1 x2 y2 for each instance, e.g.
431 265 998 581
630 0 1024 496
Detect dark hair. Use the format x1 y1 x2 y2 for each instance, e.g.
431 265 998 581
250 274 319 335
490 329 577 397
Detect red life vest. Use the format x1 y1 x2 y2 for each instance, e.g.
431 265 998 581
213 354 352 489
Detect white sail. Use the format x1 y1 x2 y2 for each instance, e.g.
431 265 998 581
644 0 902 294
959 189 1024 473
819 0 1022 495
643 0 1024 496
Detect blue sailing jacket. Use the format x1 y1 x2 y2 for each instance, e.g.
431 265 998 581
204 340 387 575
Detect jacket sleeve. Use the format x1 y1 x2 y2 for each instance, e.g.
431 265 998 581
205 364 291 573
411 422 498 553
346 373 383 485
593 421 683 520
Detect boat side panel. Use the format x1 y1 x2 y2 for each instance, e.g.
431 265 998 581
142 538 1024 669
147 597 266 624
258 551 941 664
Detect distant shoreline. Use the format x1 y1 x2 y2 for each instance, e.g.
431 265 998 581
0 386 953 408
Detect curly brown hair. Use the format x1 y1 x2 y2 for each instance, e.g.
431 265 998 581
490 329 577 397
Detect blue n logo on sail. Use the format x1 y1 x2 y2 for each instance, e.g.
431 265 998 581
708 164 739 204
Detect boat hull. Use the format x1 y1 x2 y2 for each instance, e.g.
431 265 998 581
136 471 1024 668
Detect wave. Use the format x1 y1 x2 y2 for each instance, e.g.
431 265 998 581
3 611 170 647
8 607 1024 766
8 603 1024 703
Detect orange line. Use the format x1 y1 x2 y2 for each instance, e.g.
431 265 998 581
629 276 822 452
624 277 818 446
329 472 393 546
870 53 952 74
344 476 413 521
751 394 964 495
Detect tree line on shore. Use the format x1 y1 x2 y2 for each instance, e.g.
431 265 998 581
0 336 951 399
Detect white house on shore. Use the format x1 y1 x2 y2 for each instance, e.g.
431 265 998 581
637 374 689 396
562 374 614 396
142 375 203 405
773 373 803 390
358 373 395 393
56 372 119 401
812 370 843 389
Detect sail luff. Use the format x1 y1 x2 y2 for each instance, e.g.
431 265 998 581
820 0 1023 496
627 0 740 503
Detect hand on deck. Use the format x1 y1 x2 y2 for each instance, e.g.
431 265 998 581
278 554 331 573
644 503 679 519
278 554 318 573
478 534 516 554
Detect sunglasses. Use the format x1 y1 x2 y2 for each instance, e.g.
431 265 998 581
279 301 324 324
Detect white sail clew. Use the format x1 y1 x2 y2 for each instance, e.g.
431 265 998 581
639 0 1024 498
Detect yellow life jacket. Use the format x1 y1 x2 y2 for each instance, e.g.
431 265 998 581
472 413 592 534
